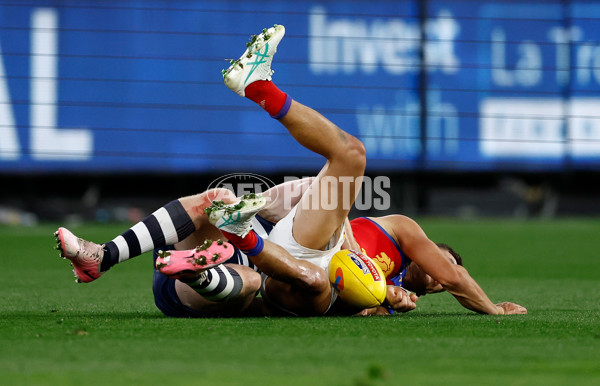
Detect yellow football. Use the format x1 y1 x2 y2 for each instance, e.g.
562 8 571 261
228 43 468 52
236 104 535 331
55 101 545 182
328 249 387 308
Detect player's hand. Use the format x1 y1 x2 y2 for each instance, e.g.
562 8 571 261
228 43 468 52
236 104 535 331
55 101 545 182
496 302 527 315
385 285 418 313
357 306 392 316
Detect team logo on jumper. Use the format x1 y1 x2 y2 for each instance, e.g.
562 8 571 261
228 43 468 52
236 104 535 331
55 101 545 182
371 251 393 278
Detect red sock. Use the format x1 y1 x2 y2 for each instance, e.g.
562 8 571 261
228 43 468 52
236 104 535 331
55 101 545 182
245 80 289 117
221 230 264 256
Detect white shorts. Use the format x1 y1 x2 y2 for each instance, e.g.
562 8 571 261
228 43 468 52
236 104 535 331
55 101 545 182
266 204 345 271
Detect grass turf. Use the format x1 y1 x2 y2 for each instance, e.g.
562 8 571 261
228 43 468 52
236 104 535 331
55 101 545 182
1 219 599 385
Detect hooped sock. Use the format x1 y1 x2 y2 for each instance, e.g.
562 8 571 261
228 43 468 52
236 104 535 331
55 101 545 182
244 80 292 119
179 266 243 302
221 229 264 256
101 200 195 271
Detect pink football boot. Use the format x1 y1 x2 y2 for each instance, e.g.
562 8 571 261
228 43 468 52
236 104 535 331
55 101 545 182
54 227 106 283
155 239 234 280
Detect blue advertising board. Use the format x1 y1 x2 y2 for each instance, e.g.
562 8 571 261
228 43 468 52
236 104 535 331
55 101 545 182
1 0 599 173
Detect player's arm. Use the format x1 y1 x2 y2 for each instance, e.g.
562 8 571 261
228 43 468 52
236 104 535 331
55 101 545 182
341 217 361 251
383 215 522 315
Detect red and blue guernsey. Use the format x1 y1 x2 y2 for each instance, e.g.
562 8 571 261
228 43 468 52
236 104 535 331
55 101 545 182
349 217 411 287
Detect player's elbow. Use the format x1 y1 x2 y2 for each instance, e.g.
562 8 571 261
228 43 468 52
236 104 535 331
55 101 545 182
438 266 468 292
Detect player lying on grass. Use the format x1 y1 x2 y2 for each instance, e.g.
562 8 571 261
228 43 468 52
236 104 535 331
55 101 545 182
54 24 525 317
212 24 524 316
55 24 402 317
341 216 527 315
195 192 527 316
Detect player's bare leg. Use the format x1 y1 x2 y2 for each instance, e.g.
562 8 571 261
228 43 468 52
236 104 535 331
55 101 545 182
278 100 366 250
156 189 267 316
252 243 332 315
223 231 332 315
53 187 237 283
223 24 365 251
172 264 264 317
206 197 332 315
221 25 365 314
173 188 238 250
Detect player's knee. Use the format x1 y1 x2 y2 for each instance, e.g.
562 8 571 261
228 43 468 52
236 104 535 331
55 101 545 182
203 188 237 203
297 268 330 294
351 137 366 165
339 135 366 171
179 188 237 222
240 270 262 295
186 188 237 215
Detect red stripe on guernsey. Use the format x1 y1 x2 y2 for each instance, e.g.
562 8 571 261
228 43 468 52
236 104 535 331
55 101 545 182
350 217 410 282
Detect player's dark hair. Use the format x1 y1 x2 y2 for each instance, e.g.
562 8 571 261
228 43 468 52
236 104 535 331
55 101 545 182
436 243 463 266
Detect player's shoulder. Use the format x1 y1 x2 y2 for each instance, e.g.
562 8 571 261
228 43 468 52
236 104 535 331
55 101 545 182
370 214 415 228
370 215 423 238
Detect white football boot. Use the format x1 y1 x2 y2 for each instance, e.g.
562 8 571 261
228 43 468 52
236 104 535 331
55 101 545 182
222 24 286 97
205 194 267 237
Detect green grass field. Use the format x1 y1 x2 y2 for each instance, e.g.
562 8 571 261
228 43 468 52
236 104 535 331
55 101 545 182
1 219 599 385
